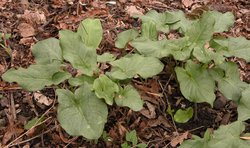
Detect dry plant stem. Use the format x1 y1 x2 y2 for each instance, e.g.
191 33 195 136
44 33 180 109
63 136 79 148
10 93 16 121
6 126 56 148
158 80 178 132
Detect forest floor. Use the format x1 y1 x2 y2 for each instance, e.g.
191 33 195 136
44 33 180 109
0 0 250 147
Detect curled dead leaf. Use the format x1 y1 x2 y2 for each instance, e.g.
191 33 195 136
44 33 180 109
170 131 189 147
33 92 53 106
18 23 36 37
125 6 144 17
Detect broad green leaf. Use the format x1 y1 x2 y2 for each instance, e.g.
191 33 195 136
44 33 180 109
175 61 216 105
180 121 250 148
141 21 157 40
125 130 138 145
168 38 193 61
109 54 164 80
68 75 95 86
24 117 45 130
207 121 250 148
2 63 67 91
237 86 250 121
93 75 119 105
205 11 234 32
214 62 247 101
131 39 170 58
213 37 250 62
186 12 215 45
135 10 177 32
179 130 211 148
57 83 108 139
97 53 116 63
77 18 103 49
193 46 225 65
174 107 193 123
131 37 192 60
59 30 97 76
115 29 139 49
115 85 143 111
32 38 63 64
52 71 71 84
167 10 193 33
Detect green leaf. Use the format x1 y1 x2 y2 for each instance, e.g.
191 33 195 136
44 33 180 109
205 11 234 32
180 121 250 148
131 37 192 60
93 75 119 105
167 10 193 33
115 29 139 49
52 71 72 85
175 61 216 105
126 130 138 145
179 130 211 148
109 54 164 80
121 142 130 148
214 62 247 101
168 38 193 61
135 10 175 33
32 38 63 64
97 53 116 63
59 30 97 76
131 39 170 58
68 75 95 86
141 21 157 40
192 46 225 65
207 121 250 148
77 18 103 49
186 12 215 45
213 37 250 62
24 117 45 130
174 107 193 123
237 86 250 121
115 85 143 111
57 83 108 139
136 143 148 148
2 63 67 91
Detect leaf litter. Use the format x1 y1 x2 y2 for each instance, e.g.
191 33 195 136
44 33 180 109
0 0 250 147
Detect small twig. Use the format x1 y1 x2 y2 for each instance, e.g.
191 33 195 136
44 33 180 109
10 92 16 121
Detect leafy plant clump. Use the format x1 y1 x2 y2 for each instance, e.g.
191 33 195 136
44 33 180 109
2 19 164 139
115 10 250 147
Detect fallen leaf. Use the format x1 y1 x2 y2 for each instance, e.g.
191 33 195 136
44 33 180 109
148 116 172 128
140 102 156 119
125 6 144 17
0 0 7 8
34 92 53 106
182 0 193 7
18 23 36 37
240 136 250 140
19 37 34 45
22 10 46 25
170 131 189 147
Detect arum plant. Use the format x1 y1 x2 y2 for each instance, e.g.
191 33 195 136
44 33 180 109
2 18 164 139
115 9 250 147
